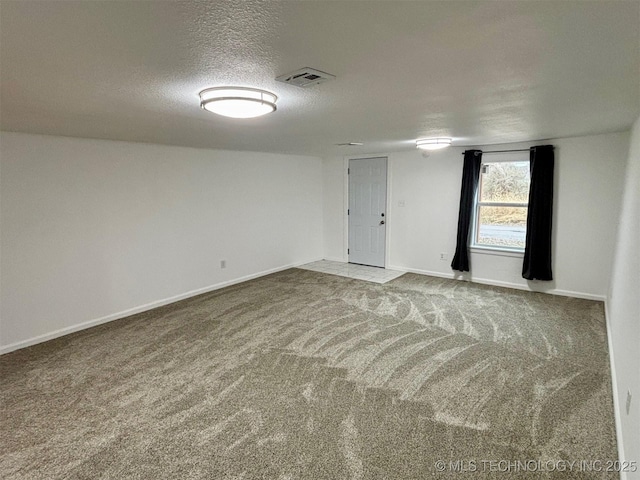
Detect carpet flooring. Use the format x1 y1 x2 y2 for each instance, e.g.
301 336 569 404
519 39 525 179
0 269 618 479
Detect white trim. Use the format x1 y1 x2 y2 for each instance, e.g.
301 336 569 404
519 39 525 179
345 151 391 161
323 256 348 263
0 259 322 356
604 301 627 480
470 246 524 258
385 156 392 269
387 264 606 301
342 156 349 261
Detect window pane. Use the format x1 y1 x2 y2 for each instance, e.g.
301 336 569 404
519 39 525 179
475 206 527 249
479 162 530 203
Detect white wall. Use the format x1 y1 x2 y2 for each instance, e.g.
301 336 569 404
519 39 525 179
323 155 347 262
608 116 640 478
323 131 630 299
0 132 323 352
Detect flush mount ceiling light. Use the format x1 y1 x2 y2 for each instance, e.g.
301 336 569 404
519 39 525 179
416 138 452 150
199 87 277 119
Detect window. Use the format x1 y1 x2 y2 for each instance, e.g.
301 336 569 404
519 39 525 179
472 160 530 251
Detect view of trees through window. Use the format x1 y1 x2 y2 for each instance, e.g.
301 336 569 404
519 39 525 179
474 161 530 249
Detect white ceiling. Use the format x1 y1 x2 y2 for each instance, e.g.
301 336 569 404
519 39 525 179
1 0 638 157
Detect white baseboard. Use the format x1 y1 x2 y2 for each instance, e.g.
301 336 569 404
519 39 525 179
387 265 606 302
387 265 451 279
323 256 347 263
604 301 628 480
0 259 319 356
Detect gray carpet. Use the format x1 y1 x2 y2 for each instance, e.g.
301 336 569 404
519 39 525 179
0 269 618 479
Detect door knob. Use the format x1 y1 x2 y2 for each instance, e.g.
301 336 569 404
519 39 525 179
380 220 385 225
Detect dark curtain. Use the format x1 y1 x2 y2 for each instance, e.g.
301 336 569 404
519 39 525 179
522 145 554 280
451 150 482 272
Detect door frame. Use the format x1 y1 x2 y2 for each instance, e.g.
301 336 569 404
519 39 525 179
343 154 391 268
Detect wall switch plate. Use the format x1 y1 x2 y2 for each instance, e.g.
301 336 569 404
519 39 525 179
220 260 226 269
626 389 632 415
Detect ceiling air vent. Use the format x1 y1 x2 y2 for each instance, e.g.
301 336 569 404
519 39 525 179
276 67 335 88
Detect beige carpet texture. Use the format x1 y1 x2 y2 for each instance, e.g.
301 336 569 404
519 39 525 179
0 269 619 479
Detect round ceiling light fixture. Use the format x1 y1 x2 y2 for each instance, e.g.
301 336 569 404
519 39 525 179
416 138 452 150
199 87 277 119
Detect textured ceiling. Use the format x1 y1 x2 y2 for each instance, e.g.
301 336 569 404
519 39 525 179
1 0 639 156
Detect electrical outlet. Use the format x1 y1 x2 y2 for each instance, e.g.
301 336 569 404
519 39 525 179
627 390 632 415
220 260 226 269
440 253 448 261
398 200 405 207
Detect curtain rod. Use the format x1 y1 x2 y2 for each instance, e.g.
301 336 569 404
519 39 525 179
461 147 554 155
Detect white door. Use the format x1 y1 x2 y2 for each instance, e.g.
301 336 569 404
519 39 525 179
348 157 387 267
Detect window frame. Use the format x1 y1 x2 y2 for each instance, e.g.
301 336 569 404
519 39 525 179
470 156 530 255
